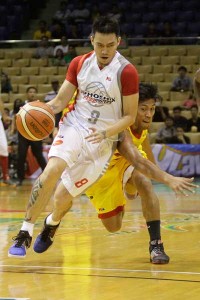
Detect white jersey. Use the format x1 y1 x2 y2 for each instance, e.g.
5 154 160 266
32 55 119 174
63 51 130 137
49 51 131 197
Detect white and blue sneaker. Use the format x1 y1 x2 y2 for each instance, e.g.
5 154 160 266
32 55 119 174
8 230 32 258
33 218 60 253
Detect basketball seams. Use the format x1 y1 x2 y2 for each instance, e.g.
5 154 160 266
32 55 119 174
21 113 41 140
23 105 55 123
23 108 54 135
16 101 55 141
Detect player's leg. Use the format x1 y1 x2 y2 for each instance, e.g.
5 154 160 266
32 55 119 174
8 156 68 257
130 170 169 264
8 125 84 258
100 210 124 232
33 180 73 253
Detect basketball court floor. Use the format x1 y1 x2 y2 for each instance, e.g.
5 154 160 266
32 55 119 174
0 178 200 300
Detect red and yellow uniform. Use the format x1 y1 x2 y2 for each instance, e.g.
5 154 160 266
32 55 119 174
86 128 148 218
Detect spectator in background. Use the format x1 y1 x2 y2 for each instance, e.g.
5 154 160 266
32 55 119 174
159 21 176 45
186 104 200 132
144 22 159 45
53 36 69 56
153 95 169 122
44 79 62 137
2 108 12 130
175 127 190 144
107 7 122 22
33 20 52 40
193 68 200 106
16 87 47 186
90 5 100 22
66 23 81 46
64 45 77 66
53 1 71 25
50 21 66 39
71 1 90 24
1 72 12 94
33 37 54 59
0 98 15 186
155 116 177 143
5 98 22 147
51 49 67 66
182 92 197 110
172 106 188 131
171 66 193 92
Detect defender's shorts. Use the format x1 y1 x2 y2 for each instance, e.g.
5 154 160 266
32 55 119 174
86 152 147 219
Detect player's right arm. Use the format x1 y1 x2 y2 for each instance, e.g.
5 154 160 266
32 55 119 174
118 130 198 196
46 56 80 114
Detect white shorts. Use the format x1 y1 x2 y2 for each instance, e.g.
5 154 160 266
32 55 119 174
0 117 8 157
48 122 116 197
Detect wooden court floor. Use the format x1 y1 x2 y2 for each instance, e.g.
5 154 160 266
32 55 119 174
0 178 200 300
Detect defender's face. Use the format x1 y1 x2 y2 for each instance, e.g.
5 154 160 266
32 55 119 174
135 99 156 130
91 32 121 68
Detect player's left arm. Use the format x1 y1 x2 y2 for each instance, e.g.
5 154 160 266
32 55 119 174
118 130 199 196
142 135 157 165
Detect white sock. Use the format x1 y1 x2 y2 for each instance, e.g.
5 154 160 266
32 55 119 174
46 214 60 226
21 221 34 236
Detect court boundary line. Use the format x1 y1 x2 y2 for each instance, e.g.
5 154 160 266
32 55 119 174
1 264 200 276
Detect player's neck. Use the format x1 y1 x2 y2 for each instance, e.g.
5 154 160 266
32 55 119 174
130 125 143 135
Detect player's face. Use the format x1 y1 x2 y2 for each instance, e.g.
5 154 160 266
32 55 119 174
135 99 156 130
91 32 121 68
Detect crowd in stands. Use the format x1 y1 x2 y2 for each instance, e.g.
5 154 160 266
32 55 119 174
0 0 200 184
1 0 200 44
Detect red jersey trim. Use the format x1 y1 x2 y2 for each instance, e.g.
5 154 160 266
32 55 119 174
98 205 124 219
130 127 142 139
66 51 94 87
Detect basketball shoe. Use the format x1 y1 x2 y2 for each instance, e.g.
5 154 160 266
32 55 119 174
149 240 170 264
33 217 60 253
8 230 32 258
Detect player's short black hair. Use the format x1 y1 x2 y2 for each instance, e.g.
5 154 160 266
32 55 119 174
139 83 158 103
92 16 120 37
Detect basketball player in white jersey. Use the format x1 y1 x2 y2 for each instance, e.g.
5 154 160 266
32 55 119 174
8 16 197 258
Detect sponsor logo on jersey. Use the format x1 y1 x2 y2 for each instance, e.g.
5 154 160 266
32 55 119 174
81 82 116 107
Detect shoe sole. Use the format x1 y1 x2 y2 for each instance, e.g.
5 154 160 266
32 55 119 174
8 252 26 258
150 258 170 264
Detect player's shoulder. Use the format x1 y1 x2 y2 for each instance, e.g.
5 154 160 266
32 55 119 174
122 62 138 75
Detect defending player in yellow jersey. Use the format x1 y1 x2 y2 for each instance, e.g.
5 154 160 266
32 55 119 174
86 83 169 264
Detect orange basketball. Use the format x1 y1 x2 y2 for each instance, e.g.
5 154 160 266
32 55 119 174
16 101 55 141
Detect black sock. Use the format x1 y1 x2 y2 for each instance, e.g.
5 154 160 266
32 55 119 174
146 220 161 242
